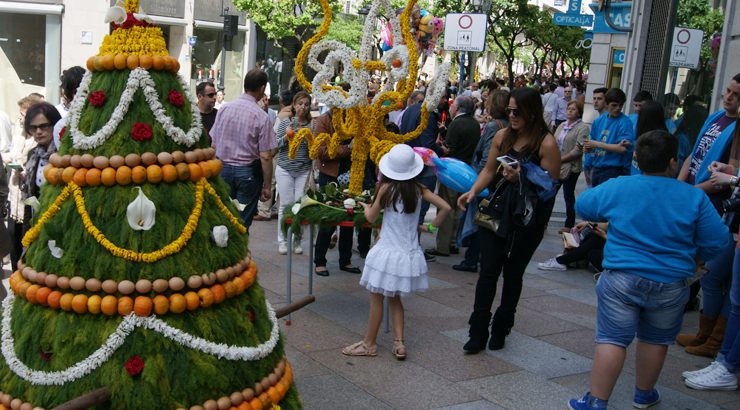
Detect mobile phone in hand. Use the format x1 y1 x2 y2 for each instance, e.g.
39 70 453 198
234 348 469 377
496 155 519 169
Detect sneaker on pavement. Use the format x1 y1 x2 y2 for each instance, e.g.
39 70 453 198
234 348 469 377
278 243 288 255
538 257 566 271
293 244 303 254
685 361 738 390
682 361 721 379
632 388 660 409
568 392 607 410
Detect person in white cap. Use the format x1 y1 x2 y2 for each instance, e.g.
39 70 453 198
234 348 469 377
342 144 451 360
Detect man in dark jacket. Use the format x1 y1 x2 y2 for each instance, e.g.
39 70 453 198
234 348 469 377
426 95 480 257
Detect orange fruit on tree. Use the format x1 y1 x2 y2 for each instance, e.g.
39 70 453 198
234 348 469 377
134 296 153 316
249 398 262 410
198 161 211 178
118 296 134 315
101 167 117 186
100 54 115 70
35 286 52 306
139 54 153 69
184 291 199 311
62 166 77 184
211 284 226 304
86 56 96 71
161 164 177 183
25 284 40 304
85 168 102 186
87 294 102 314
73 168 88 187
47 290 63 309
152 55 165 70
169 293 186 313
126 54 139 70
131 165 147 184
274 381 286 397
248 259 257 272
188 163 202 181
223 281 237 298
146 164 163 184
152 294 169 315
163 56 173 71
72 294 89 314
93 56 105 71
101 295 118 316
238 402 252 410
232 277 246 294
114 53 128 70
197 288 214 308
43 165 54 183
53 167 64 186
175 162 190 181
267 387 280 404
115 165 132 185
170 58 180 73
17 281 31 297
59 293 75 311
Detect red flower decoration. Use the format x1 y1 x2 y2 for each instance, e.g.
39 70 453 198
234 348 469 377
39 350 53 362
168 90 184 107
124 355 145 377
247 310 255 323
346 208 355 217
131 123 153 142
59 126 66 140
88 91 107 108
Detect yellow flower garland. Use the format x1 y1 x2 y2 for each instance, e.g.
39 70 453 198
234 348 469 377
125 0 140 13
22 179 247 262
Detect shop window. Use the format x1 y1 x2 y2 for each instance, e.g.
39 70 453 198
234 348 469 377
0 13 46 86
255 27 287 103
191 27 244 96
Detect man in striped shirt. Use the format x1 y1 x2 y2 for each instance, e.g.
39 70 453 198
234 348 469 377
210 69 277 228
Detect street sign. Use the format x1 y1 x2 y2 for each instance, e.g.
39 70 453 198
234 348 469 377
552 0 593 27
443 13 488 52
188 36 197 47
669 27 703 69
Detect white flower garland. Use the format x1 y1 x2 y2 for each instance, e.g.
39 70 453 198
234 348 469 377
310 44 368 109
423 54 452 111
68 68 202 150
1 292 280 386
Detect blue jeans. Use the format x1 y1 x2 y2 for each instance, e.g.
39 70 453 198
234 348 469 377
595 270 689 347
221 163 262 229
700 234 734 318
718 247 740 373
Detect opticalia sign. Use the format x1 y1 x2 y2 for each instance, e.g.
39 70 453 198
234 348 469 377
553 13 593 27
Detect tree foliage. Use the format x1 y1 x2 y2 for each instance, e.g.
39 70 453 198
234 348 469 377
325 15 365 50
232 0 340 43
676 0 724 68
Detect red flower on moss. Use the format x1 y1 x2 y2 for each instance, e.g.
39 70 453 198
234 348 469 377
124 355 144 376
88 91 107 107
247 310 255 323
168 90 184 107
346 208 355 217
59 126 66 141
39 350 53 362
131 123 153 142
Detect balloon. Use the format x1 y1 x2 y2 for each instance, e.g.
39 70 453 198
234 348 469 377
432 157 489 197
418 14 435 43
412 147 438 167
380 22 394 51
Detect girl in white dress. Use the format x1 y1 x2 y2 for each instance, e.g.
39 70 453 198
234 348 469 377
342 144 451 360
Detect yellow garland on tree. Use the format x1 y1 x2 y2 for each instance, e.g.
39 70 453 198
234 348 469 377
22 180 246 262
125 0 140 13
290 0 438 194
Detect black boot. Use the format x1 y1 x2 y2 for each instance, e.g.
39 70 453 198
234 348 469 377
489 309 515 351
463 311 492 354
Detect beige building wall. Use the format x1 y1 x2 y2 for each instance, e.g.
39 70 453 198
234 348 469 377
59 0 108 71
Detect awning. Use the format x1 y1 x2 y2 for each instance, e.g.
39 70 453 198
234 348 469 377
0 1 64 15
148 15 188 27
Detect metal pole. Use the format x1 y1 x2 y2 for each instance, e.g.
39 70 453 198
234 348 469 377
308 224 315 294
286 225 293 321
458 53 466 93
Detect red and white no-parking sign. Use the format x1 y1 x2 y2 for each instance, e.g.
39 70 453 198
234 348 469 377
443 13 488 52
669 27 703 69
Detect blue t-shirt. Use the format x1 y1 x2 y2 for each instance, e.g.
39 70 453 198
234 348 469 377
584 113 635 170
576 175 728 283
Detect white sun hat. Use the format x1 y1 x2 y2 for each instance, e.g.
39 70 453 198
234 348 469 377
378 144 425 181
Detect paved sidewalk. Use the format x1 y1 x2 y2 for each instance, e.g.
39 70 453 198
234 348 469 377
250 179 739 409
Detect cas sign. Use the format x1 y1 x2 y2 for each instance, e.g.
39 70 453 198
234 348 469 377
443 13 488 52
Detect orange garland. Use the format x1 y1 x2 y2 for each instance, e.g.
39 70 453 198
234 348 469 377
86 54 180 73
42 159 222 187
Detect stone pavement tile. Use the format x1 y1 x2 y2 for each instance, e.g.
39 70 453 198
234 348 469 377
537 329 596 359
457 370 576 410
279 307 366 353
443 328 592 378
547 286 598 307
294 373 394 410
512 306 585 337
283 343 333 378
525 262 597 289
307 349 482 410
430 400 506 410
552 371 725 410
403 292 470 320
303 291 370 335
520 275 573 292
421 287 479 312
520 294 597 330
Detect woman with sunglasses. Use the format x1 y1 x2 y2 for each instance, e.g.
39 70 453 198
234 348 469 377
22 102 61 202
457 88 560 352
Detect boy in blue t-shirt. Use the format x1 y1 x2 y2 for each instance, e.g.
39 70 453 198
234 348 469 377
568 130 729 410
583 88 635 187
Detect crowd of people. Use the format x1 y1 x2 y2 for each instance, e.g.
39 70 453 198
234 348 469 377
1 63 739 407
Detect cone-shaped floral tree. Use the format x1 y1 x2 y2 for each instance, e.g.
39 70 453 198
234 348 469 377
0 1 299 408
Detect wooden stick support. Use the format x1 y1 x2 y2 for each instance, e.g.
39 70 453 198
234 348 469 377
275 295 315 318
52 387 111 410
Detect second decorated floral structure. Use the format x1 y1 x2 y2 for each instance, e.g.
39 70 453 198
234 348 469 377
0 0 299 408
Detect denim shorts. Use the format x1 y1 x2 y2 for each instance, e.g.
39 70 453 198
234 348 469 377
595 270 689 347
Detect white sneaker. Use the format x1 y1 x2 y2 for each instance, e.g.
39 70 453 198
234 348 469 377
278 243 288 255
682 361 720 379
293 244 303 254
685 362 738 390
538 257 567 271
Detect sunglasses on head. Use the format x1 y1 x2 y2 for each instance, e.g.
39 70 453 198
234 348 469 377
505 107 520 117
28 123 52 132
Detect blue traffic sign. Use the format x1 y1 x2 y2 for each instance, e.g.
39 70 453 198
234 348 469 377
188 36 197 46
553 12 594 27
